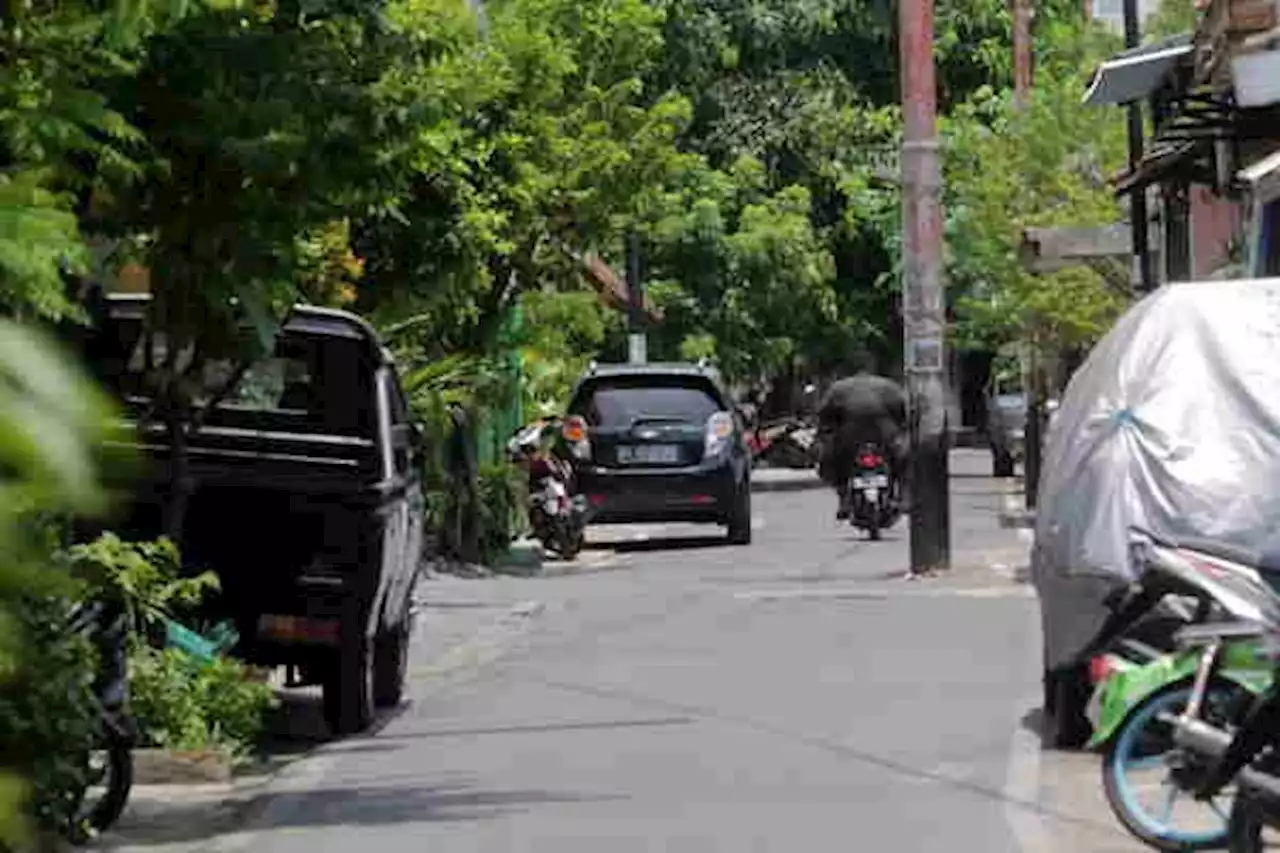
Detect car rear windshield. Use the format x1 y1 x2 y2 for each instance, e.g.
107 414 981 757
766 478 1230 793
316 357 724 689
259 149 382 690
574 378 723 428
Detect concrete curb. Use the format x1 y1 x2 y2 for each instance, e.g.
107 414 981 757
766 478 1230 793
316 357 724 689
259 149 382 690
529 552 631 578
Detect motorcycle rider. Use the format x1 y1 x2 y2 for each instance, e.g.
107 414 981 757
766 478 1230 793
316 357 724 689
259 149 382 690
816 364 910 520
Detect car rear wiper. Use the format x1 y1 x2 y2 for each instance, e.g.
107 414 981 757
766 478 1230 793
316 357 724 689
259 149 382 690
625 416 691 429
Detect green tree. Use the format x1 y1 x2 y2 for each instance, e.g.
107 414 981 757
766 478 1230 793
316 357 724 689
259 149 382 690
355 0 691 355
90 0 414 537
637 156 840 382
1145 0 1198 39
944 45 1130 361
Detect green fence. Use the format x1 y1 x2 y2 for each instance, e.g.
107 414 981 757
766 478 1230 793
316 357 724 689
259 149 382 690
475 300 525 467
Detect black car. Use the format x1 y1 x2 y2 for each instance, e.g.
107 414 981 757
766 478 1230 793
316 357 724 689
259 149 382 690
564 361 753 544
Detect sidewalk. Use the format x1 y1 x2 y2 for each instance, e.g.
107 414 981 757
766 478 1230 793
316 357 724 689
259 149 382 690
93 575 543 852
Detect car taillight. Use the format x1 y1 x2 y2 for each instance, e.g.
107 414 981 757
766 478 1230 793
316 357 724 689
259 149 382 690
858 452 883 468
562 415 591 460
704 411 734 459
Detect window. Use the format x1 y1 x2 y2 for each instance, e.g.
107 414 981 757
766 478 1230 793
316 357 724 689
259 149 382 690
202 357 316 411
574 379 722 428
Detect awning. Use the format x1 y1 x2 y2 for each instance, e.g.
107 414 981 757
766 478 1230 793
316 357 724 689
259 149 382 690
1083 34 1194 107
1113 141 1203 195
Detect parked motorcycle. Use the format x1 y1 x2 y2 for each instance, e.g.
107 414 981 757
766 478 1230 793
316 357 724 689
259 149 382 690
57 582 239 843
845 442 900 540
1083 531 1280 851
1090 633 1268 850
65 598 135 842
509 418 587 560
752 417 819 469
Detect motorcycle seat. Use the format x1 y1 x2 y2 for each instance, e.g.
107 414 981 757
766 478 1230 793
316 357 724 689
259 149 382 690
1174 537 1280 575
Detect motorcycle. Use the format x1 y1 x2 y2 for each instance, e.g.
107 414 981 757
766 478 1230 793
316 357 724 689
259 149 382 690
753 417 819 469
509 418 587 560
1089 633 1269 850
845 442 900 540
1083 531 1280 851
64 598 135 842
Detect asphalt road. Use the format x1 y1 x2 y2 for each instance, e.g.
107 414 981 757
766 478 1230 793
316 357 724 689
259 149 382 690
197 450 1144 853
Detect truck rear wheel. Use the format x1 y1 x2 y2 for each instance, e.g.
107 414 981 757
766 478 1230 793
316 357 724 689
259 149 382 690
373 619 411 708
323 641 375 736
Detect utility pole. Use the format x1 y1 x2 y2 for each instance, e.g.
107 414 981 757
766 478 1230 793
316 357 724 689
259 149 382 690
1152 98 1192 281
900 0 950 573
626 231 647 365
1012 0 1033 107
1011 0 1045 511
1124 0 1157 293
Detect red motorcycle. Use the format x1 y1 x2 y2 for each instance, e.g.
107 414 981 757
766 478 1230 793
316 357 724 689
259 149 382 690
508 418 586 559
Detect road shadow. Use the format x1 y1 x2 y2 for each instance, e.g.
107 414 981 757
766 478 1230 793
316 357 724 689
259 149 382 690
106 783 627 845
1020 706 1048 746
609 535 731 553
250 688 417 773
368 715 696 742
261 783 627 829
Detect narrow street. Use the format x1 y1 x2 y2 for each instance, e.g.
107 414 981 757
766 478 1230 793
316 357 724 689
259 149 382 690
170 451 1140 852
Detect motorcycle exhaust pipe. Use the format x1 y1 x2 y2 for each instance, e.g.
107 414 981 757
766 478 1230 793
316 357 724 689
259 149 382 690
1174 720 1280 812
1173 717 1232 760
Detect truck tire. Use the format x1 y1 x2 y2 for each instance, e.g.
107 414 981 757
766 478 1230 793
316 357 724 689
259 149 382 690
993 447 1016 478
373 619 411 708
323 641 375 736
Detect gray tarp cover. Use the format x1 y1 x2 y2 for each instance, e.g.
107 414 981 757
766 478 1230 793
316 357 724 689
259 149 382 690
1033 279 1280 669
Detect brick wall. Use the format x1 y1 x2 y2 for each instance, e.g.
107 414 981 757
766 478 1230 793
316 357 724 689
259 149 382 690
1190 186 1243 277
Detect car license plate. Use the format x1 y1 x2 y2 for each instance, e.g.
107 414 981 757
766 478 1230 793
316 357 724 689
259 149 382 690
618 444 680 465
852 474 890 488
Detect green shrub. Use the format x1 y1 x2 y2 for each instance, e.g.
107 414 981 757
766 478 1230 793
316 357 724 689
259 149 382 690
0 595 99 846
477 463 523 565
62 534 218 633
128 647 276 758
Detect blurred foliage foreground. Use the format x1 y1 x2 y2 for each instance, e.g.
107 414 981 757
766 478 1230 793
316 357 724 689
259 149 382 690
0 327 275 851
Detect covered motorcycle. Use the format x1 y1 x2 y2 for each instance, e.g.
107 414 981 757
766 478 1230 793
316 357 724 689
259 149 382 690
1032 278 1280 744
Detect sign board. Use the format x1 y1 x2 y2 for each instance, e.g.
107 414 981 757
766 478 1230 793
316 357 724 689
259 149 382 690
907 338 944 372
628 333 647 365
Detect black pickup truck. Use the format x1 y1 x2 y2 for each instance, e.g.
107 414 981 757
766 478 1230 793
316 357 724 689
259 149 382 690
81 294 426 735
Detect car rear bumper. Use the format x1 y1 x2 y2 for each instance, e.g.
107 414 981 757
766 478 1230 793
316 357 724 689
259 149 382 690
579 462 741 524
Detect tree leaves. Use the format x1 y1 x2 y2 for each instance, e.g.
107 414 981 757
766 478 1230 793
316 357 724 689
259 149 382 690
944 45 1131 355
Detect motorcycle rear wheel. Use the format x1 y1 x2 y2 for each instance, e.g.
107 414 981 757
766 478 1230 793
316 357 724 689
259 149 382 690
70 735 133 842
556 524 584 560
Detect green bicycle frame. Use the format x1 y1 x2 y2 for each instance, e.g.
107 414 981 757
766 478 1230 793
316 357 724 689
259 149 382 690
1087 639 1273 748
